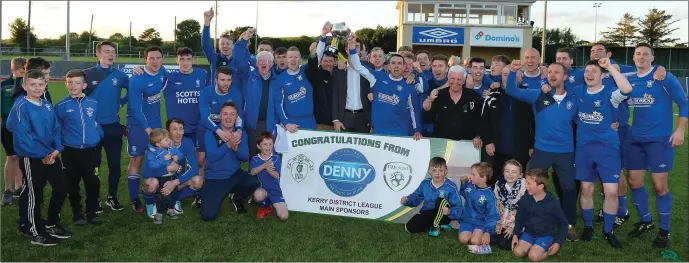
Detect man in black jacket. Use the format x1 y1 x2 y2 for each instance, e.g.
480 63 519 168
481 66 535 186
306 42 336 130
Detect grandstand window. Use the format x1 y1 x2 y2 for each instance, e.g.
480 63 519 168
502 5 518 25
468 5 499 25
437 4 468 24
407 2 436 23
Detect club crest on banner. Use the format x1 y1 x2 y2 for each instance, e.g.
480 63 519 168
383 162 412 192
287 154 314 183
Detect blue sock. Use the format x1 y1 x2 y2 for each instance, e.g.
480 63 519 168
142 191 156 206
617 195 628 216
604 212 615 233
631 186 652 222
127 174 141 201
582 208 594 227
176 186 197 201
656 192 672 231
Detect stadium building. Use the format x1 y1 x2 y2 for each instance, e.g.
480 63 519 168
396 0 536 61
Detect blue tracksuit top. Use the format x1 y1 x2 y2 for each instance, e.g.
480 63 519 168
460 182 500 234
199 84 244 134
273 66 314 125
6 97 63 158
405 178 463 220
54 96 104 149
506 71 577 153
369 70 421 136
163 68 208 134
573 85 629 148
627 71 689 139
126 68 166 129
83 63 129 125
250 153 282 192
204 129 249 180
170 137 199 184
241 67 279 131
202 25 243 86
142 144 184 179
513 191 570 246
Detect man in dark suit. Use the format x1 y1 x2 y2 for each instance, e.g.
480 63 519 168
329 38 372 134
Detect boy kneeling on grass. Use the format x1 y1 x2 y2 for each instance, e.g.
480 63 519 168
142 128 183 224
512 168 569 262
250 132 288 220
401 157 463 237
458 162 500 254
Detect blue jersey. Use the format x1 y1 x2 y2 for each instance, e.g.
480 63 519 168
202 25 242 85
142 144 184 179
199 84 244 133
565 68 585 91
83 63 129 125
574 85 629 148
506 71 577 153
370 71 421 136
460 182 500 234
250 153 282 192
126 69 166 129
163 68 208 134
170 137 199 184
204 129 249 180
273 66 314 125
6 97 63 158
520 71 547 90
627 71 689 138
405 178 463 220
54 96 104 149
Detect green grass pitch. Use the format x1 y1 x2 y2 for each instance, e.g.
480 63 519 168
1 82 687 261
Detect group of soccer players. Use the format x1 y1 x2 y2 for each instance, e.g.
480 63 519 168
0 13 687 258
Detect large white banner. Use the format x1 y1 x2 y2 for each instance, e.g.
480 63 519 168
470 27 524 47
280 130 480 222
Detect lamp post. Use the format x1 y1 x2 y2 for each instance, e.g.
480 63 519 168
593 3 602 42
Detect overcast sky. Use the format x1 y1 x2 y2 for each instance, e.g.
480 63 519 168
2 1 687 44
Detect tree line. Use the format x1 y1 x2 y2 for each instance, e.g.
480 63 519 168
4 7 685 55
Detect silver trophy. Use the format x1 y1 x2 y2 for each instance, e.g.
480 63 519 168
329 22 351 60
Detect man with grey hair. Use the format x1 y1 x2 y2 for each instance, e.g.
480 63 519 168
422 66 482 142
235 49 279 157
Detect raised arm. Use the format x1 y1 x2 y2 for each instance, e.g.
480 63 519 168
201 8 217 63
317 22 331 66
505 61 539 105
346 36 377 87
232 28 255 75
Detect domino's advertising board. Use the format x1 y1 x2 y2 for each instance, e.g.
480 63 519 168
412 26 465 46
470 27 524 47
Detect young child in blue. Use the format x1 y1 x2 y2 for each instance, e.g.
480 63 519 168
250 132 287 220
512 168 569 262
249 132 288 220
141 128 183 224
401 157 463 237
458 162 500 253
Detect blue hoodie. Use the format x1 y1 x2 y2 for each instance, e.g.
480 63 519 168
54 96 104 149
405 178 463 220
6 97 63 158
142 144 184 179
513 191 569 246
460 182 500 234
203 129 249 180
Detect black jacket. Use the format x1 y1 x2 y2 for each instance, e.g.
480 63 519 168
480 87 534 159
305 57 333 125
331 66 372 125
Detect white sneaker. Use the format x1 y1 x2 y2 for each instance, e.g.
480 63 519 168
174 201 183 214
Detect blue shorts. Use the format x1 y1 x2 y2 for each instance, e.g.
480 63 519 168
575 142 621 184
127 123 162 157
184 131 206 152
626 136 674 173
520 232 554 250
458 221 482 234
264 188 285 205
618 126 629 169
